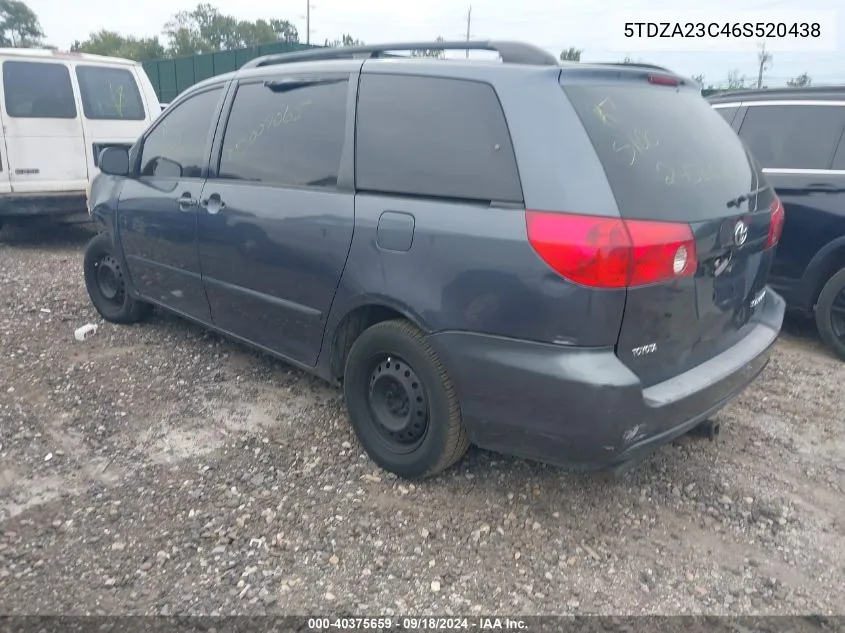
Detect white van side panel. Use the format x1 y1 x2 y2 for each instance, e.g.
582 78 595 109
71 62 154 181
0 57 89 194
134 66 162 125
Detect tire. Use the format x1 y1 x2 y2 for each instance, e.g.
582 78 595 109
815 267 845 361
83 232 151 324
343 319 470 479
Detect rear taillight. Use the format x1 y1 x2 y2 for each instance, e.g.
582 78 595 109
525 211 697 289
766 197 785 249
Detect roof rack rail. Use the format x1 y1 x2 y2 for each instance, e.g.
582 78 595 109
241 40 559 69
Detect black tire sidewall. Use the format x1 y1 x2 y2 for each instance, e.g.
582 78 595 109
815 268 845 361
344 325 455 479
83 233 134 322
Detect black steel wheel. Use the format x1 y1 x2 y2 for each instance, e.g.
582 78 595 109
83 233 151 324
343 319 469 479
94 253 125 306
815 267 845 361
366 354 429 453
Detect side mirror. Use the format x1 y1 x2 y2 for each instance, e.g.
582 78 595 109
99 146 130 176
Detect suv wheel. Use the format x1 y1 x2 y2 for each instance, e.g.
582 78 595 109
815 267 845 361
343 319 470 479
83 233 151 324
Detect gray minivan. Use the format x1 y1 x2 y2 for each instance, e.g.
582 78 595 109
84 41 785 479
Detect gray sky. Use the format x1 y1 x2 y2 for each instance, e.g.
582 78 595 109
27 0 843 87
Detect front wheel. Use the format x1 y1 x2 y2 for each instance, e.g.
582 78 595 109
343 319 470 479
83 233 151 324
815 267 845 361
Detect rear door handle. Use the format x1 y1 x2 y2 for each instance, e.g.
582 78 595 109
178 192 198 210
202 193 226 215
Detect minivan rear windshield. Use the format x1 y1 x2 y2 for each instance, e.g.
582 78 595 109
562 82 763 221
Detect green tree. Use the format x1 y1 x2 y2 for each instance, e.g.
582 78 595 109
559 47 582 62
0 0 44 47
411 35 445 59
787 72 811 87
325 33 364 48
71 30 166 61
163 3 298 56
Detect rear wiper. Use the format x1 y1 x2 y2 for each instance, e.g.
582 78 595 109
726 184 769 208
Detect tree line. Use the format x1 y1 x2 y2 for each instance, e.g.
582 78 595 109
0 0 815 78
1 0 446 61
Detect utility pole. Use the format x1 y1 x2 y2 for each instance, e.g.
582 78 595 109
306 1 311 45
465 6 472 59
756 43 772 89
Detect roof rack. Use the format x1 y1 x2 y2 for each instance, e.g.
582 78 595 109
240 40 559 69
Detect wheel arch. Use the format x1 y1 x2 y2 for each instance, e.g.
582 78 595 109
324 297 431 381
802 238 845 311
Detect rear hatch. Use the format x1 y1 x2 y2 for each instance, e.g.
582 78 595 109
560 70 783 386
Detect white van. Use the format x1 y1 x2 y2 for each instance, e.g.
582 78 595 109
0 48 160 225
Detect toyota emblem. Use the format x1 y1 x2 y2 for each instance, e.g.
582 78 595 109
733 220 748 246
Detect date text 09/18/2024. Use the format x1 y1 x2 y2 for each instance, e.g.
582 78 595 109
307 617 528 630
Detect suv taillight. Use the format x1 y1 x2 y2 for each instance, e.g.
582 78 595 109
525 210 697 289
766 197 785 249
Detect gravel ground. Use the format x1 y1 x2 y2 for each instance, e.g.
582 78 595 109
1 222 843 617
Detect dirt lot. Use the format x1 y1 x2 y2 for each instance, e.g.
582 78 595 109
0 222 843 616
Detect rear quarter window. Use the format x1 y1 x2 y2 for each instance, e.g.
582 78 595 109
75 65 146 121
563 83 762 221
355 74 523 203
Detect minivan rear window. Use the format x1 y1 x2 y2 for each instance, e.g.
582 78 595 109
562 83 761 221
76 66 145 121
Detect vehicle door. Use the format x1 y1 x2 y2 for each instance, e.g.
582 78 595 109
735 102 845 286
73 63 150 180
0 58 88 193
0 104 11 195
197 71 356 366
117 84 227 322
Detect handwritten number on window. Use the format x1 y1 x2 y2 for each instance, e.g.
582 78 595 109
227 100 313 162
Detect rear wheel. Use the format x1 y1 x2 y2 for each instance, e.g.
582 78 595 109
343 319 469 479
815 267 845 361
83 233 151 324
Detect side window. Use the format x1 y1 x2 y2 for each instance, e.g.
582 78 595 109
139 87 223 179
714 106 738 125
355 75 522 203
2 61 76 119
75 65 145 120
738 104 845 170
218 77 348 188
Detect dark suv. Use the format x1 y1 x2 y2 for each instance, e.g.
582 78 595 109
84 41 785 479
710 87 845 360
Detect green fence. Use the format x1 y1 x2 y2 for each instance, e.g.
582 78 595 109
141 42 320 103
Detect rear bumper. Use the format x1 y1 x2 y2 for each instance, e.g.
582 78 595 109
427 288 785 471
0 192 87 218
